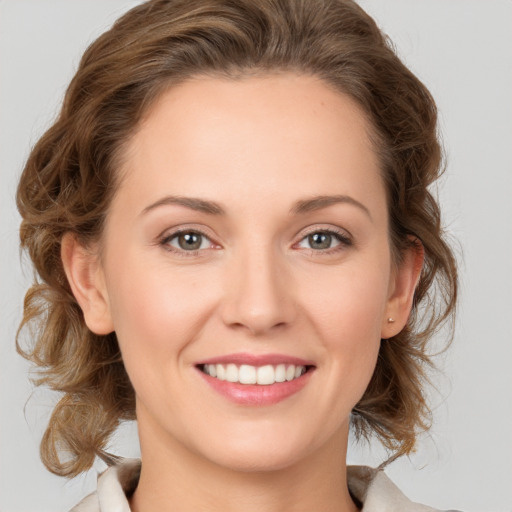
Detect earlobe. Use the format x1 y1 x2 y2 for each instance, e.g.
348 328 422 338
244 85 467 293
61 233 114 335
381 239 424 339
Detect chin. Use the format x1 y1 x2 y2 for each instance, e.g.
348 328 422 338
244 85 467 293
209 447 307 474
192 428 325 474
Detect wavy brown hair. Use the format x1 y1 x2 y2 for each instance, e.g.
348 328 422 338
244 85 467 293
17 0 457 477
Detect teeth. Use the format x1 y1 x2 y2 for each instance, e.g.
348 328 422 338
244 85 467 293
216 364 225 380
257 365 275 385
202 363 307 385
275 364 286 382
239 364 256 384
225 364 238 383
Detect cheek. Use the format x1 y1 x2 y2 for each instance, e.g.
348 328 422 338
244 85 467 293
104 253 218 363
298 257 390 398
302 261 390 342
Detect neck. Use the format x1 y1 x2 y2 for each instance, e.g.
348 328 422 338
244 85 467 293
130 417 358 512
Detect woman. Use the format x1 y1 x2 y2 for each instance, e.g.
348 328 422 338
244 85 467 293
16 0 458 510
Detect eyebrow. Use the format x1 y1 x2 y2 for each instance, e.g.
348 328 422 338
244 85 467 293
142 196 225 216
290 195 372 220
141 194 371 219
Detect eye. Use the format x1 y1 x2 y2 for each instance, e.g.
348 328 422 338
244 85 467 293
162 230 213 252
296 229 352 251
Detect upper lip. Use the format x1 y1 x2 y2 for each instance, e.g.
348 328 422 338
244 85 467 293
196 352 315 367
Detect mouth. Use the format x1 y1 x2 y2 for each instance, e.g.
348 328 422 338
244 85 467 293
195 354 316 405
198 363 313 385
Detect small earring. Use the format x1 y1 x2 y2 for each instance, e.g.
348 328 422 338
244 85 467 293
387 317 395 323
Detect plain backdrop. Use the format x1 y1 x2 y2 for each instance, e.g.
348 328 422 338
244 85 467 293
1 1 511 511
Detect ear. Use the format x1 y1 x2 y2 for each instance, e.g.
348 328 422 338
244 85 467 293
61 232 114 335
381 239 424 339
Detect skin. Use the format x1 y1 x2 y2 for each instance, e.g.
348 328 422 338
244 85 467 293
62 73 423 512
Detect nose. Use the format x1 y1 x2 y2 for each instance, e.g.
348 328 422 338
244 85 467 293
220 243 296 336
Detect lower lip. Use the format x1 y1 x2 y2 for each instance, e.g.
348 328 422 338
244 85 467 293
197 368 314 406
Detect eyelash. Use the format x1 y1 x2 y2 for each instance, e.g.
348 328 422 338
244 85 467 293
295 228 353 255
159 228 216 258
158 227 352 257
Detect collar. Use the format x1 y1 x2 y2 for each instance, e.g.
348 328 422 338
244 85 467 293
71 458 440 512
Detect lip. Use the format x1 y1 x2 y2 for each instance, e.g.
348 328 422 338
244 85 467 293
197 368 314 406
195 353 316 406
196 352 315 367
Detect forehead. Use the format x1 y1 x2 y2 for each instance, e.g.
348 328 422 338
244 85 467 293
115 73 385 217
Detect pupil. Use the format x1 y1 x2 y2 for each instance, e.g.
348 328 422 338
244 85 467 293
178 232 201 250
309 232 331 249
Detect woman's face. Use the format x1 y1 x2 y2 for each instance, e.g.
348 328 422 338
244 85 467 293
75 73 416 472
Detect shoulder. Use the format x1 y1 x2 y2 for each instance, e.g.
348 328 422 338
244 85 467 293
69 492 100 512
70 460 461 512
348 466 462 512
69 459 140 512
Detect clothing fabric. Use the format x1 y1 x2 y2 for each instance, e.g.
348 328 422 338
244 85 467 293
70 459 459 512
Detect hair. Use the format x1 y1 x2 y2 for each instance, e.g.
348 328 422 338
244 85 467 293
17 0 457 477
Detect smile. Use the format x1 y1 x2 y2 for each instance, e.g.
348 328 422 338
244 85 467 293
200 363 308 385
196 355 315 405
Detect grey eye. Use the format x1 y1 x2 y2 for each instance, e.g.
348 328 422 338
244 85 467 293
298 231 342 250
167 231 211 251
307 232 334 250
178 232 202 250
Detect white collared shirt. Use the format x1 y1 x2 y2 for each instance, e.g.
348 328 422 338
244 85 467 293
70 459 460 512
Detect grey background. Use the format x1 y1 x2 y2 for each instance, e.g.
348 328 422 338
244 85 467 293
1 1 511 510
